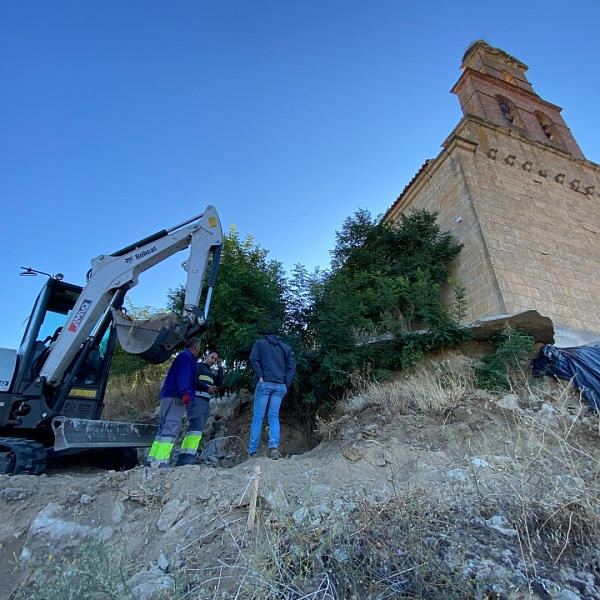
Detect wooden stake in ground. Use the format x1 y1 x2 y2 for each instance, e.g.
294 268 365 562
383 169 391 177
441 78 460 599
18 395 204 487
247 464 261 531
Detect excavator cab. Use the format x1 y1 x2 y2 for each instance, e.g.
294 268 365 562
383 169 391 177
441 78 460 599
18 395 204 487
0 273 145 475
11 277 82 394
3 276 118 424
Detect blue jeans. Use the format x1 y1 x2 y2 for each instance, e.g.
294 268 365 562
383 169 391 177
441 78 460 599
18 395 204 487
248 381 287 454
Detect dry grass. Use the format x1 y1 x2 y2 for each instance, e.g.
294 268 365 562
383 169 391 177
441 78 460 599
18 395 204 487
317 359 475 438
110 366 600 599
169 490 486 600
442 370 600 578
12 540 136 600
496 387 600 571
316 357 600 590
363 361 473 416
102 363 170 422
280 495 475 598
16 356 600 599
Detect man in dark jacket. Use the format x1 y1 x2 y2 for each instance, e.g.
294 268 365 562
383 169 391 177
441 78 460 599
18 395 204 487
146 337 200 469
248 329 296 460
176 350 224 466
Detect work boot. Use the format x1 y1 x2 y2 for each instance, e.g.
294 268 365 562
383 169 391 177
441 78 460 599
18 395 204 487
176 453 196 466
268 447 280 460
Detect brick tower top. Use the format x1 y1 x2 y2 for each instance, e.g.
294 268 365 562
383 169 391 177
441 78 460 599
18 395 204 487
451 40 584 158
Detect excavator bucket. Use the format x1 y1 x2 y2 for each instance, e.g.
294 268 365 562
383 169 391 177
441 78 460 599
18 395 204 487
113 311 181 364
52 416 156 451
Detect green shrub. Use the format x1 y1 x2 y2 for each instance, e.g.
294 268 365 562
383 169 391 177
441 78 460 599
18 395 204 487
476 326 535 391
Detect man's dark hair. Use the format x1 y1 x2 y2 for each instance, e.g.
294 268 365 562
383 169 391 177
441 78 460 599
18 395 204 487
207 349 220 358
266 328 279 336
185 337 201 349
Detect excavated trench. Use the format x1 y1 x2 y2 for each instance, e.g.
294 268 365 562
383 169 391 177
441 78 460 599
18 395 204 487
193 395 319 468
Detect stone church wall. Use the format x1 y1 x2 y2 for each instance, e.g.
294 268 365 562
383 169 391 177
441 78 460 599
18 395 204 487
459 120 600 333
388 119 600 334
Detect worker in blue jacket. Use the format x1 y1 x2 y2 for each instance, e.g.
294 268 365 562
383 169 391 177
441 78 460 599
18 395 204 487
146 337 201 469
248 329 296 460
176 349 224 465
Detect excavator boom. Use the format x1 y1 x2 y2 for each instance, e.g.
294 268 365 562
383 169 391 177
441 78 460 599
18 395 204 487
40 206 222 385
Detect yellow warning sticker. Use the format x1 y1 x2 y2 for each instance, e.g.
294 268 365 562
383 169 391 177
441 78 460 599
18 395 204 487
209 216 217 228
69 389 97 398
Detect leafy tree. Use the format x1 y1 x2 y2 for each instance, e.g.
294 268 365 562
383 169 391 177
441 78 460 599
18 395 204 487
284 264 318 339
168 226 289 392
300 208 466 406
476 326 535 391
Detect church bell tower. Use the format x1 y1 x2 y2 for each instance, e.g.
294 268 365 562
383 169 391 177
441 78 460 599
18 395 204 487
451 41 584 159
385 41 600 345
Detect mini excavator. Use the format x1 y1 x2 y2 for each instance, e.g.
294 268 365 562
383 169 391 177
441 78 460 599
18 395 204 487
0 206 222 475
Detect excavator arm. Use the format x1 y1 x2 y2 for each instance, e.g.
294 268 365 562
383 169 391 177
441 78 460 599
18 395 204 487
40 206 223 387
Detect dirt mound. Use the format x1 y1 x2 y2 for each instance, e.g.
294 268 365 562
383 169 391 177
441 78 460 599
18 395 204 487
2 371 600 599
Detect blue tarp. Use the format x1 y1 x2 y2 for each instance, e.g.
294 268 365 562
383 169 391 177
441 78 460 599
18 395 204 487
531 344 600 411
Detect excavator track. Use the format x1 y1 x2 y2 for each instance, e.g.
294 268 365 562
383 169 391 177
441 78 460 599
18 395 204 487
0 438 47 475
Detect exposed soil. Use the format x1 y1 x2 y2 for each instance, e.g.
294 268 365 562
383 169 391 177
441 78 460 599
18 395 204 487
2 369 600 599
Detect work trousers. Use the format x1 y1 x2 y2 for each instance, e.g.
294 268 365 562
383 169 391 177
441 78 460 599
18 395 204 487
147 396 186 467
176 398 211 466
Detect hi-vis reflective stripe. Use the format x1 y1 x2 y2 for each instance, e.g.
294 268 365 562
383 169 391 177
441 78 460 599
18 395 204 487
209 216 217 227
198 375 212 383
181 432 202 451
148 441 160 458
155 441 175 460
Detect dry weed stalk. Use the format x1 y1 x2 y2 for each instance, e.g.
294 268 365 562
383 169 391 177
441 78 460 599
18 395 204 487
479 379 600 571
237 489 484 599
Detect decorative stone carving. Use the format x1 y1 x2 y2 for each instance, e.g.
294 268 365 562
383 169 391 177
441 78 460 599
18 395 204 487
522 161 533 171
570 179 580 190
554 173 565 183
487 148 498 159
538 169 547 178
505 155 516 165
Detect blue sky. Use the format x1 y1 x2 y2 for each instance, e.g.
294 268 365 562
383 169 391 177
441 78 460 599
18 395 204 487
2 1 599 348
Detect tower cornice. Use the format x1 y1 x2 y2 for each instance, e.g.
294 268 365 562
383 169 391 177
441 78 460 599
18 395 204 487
461 40 528 71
